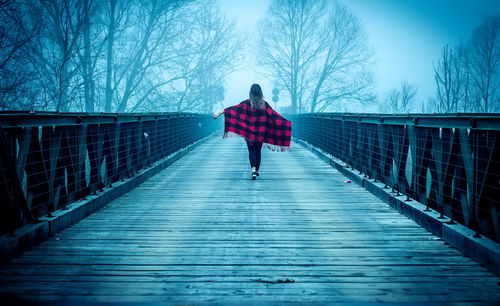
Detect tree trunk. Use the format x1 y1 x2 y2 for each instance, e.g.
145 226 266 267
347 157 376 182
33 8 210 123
58 60 70 112
83 0 94 112
104 0 116 113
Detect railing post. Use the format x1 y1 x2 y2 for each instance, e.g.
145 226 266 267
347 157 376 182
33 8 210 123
0 126 37 229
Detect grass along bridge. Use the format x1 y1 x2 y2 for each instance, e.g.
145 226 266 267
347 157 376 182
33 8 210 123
0 112 500 303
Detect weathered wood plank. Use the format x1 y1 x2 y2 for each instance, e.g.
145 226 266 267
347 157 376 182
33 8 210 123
1 136 499 303
1 275 500 286
2 264 495 278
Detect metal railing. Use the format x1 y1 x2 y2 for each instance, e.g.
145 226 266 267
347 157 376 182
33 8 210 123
0 112 221 236
291 113 500 242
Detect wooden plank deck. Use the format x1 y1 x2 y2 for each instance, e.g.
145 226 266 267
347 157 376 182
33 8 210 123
1 135 500 304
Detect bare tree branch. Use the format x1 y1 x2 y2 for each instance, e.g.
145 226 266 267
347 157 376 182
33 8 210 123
380 81 417 114
258 0 374 113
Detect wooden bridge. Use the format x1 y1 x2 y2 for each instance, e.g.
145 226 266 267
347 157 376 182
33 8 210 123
1 112 500 303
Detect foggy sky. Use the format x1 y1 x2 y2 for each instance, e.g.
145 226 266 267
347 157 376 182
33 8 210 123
219 0 500 112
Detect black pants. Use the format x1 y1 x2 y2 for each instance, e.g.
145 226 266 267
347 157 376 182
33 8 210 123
246 141 263 171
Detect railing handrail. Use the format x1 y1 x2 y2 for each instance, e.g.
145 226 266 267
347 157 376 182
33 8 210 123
293 113 500 130
0 112 208 128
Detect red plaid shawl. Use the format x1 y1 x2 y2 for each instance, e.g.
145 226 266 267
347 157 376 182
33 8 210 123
223 99 292 151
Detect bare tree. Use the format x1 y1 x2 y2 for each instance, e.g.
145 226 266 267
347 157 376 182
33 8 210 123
421 97 433 113
460 49 477 112
309 3 374 112
78 0 100 112
258 0 325 113
467 16 500 112
25 0 87 111
102 0 134 112
258 0 373 113
111 0 187 112
1 0 241 113
167 0 241 113
380 81 417 113
0 0 39 110
430 15 499 113
103 0 117 113
400 81 417 113
433 44 466 113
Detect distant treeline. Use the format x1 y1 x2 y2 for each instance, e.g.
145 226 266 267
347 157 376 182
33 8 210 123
1 0 498 114
0 0 240 113
380 15 500 114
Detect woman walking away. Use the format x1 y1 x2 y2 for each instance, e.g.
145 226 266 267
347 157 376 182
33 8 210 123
213 84 292 180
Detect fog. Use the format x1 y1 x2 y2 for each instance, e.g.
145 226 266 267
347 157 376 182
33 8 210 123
221 0 500 113
1 0 499 114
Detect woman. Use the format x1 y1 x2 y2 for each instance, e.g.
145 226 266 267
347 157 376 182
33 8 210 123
213 84 292 180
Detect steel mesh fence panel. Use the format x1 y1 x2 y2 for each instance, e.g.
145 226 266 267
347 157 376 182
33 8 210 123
291 113 500 242
0 112 221 236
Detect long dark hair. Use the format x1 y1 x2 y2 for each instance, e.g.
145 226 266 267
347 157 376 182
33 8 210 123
249 84 265 109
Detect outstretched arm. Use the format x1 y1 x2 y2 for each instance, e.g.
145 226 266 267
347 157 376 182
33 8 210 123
212 110 224 119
